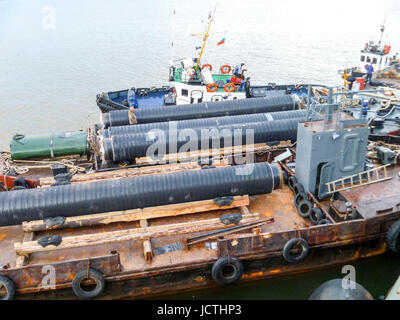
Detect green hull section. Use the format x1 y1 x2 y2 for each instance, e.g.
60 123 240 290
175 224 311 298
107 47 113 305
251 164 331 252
10 130 89 160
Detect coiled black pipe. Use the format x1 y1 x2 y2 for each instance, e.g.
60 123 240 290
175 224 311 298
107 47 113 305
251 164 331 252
0 163 282 226
102 95 298 128
102 110 308 138
102 118 300 162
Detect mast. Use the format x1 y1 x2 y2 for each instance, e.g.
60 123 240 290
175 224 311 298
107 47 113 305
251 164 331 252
378 14 387 47
194 6 217 70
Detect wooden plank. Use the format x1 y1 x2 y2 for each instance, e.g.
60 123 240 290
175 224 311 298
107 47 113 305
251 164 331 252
15 215 261 256
15 232 35 264
22 195 250 232
240 206 252 215
39 162 204 186
135 144 269 165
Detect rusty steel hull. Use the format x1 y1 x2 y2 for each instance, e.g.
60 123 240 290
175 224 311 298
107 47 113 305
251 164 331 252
13 237 387 300
1 158 400 300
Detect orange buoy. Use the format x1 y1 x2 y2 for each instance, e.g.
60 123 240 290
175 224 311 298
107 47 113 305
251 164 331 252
220 64 232 74
206 83 218 93
224 82 235 92
201 64 212 71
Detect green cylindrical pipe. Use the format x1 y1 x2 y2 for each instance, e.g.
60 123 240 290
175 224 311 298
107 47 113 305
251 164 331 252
10 130 90 160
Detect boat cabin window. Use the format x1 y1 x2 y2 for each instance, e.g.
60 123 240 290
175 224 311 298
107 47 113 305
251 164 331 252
181 89 188 97
386 57 388 64
360 55 365 62
372 57 377 64
366 56 371 63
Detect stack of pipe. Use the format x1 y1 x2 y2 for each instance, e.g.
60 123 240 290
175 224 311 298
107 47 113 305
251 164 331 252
100 118 302 162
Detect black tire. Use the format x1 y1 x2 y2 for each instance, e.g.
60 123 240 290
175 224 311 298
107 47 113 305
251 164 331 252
72 268 105 299
211 257 244 285
318 219 332 225
294 192 307 207
310 208 324 225
0 275 16 300
297 199 313 218
293 183 305 195
386 220 400 253
13 177 29 190
283 238 309 263
288 176 297 191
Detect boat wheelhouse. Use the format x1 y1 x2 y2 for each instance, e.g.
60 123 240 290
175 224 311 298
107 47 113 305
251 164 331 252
169 58 248 105
357 41 392 73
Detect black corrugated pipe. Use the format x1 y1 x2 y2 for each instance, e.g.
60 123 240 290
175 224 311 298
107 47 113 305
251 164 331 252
102 95 298 128
101 110 308 138
0 162 283 226
101 118 300 163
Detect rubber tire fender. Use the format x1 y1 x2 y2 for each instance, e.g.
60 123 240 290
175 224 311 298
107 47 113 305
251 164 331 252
318 219 332 225
297 199 313 218
288 176 297 191
293 183 305 195
72 268 105 299
211 256 244 285
310 208 324 225
294 192 307 207
386 220 400 253
13 177 29 190
0 275 16 300
282 238 309 263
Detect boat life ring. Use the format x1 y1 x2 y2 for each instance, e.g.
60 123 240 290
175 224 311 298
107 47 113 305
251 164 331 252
387 220 400 253
72 268 105 299
224 82 235 92
0 275 16 300
201 64 212 71
206 83 218 93
384 45 391 54
211 256 244 285
283 238 309 263
220 64 232 74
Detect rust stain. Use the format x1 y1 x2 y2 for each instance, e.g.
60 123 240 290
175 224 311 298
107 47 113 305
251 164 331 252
27 276 33 286
0 234 6 241
68 273 74 281
194 275 205 282
269 269 281 274
242 272 264 279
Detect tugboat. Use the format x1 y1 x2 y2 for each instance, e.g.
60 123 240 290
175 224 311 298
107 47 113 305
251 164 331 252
341 21 397 89
96 9 319 113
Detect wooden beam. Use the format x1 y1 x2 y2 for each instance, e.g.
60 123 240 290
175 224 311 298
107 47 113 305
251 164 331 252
22 195 250 232
15 232 35 263
15 214 260 256
39 162 204 186
135 144 268 165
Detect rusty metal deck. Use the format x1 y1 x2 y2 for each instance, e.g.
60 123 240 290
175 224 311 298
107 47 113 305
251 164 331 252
340 165 400 219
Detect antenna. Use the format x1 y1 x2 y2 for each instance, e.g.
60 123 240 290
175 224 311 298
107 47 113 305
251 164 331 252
170 9 176 64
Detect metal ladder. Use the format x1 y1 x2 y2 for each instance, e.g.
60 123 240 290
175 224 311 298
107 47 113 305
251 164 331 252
325 164 392 194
